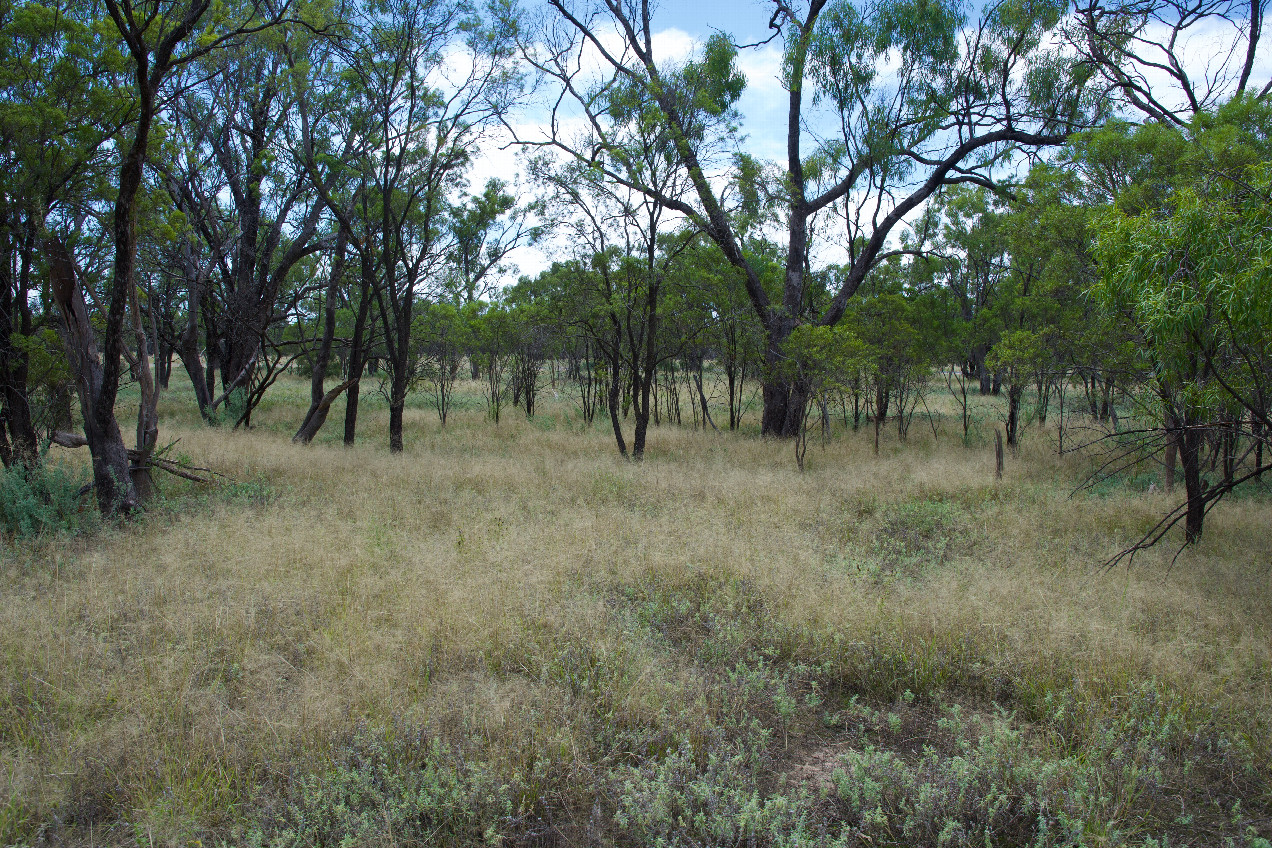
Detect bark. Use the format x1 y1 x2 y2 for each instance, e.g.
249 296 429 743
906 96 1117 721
607 344 627 458
388 370 408 454
294 380 354 445
693 359 718 431
48 238 137 514
388 399 405 453
973 345 992 395
1006 384 1022 447
760 345 811 437
175 238 216 418
295 226 349 444
343 262 373 445
1179 424 1205 544
128 266 159 501
631 288 657 460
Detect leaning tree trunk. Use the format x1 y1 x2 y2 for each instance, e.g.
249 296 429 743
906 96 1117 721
48 238 138 515
606 336 627 458
295 227 351 444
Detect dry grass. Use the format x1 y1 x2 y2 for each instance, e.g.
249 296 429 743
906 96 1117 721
2 375 1270 846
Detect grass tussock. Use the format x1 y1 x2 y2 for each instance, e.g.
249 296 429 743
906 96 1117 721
1 375 1270 846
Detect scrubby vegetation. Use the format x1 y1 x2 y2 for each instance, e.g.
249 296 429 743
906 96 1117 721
2 377 1268 846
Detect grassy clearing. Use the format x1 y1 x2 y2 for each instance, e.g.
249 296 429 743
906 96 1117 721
1 374 1270 846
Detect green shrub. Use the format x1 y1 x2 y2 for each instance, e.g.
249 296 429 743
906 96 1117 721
244 723 509 847
614 729 803 847
0 459 90 538
828 708 1087 847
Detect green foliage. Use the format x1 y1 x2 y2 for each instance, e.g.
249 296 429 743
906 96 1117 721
1085 100 1272 543
0 459 90 538
1092 164 1272 417
828 705 1086 846
613 730 798 847
244 724 509 847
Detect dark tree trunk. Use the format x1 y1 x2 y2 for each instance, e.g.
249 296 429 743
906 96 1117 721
386 315 410 453
693 357 717 431
759 318 811 437
1180 424 1205 544
343 263 373 445
973 345 992 395
175 237 218 419
1006 384 1022 447
607 343 627 458
48 239 138 514
295 226 349 444
388 397 405 453
631 302 656 460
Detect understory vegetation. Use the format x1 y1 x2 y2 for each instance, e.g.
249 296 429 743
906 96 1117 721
1 377 1269 846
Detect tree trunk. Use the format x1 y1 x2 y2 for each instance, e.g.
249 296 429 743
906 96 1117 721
761 376 811 437
973 345 992 395
343 266 373 446
129 279 159 502
388 356 408 453
607 344 627 458
693 359 717 431
1006 384 1022 447
295 226 348 444
388 399 405 453
1180 424 1205 544
48 238 137 514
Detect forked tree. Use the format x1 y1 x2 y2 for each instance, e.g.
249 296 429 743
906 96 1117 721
514 0 1096 436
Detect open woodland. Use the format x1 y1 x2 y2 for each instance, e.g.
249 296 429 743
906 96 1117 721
2 0 1272 842
2 378 1271 846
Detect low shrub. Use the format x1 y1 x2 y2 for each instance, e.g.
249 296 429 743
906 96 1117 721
0 459 90 538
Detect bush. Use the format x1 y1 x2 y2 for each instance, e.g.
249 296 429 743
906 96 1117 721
0 459 90 538
244 723 510 847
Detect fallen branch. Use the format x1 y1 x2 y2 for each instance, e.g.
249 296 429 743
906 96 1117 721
51 432 220 485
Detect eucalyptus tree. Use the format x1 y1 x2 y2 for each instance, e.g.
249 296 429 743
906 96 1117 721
517 0 1096 436
41 0 304 513
299 0 520 452
446 178 543 307
293 223 355 443
444 179 543 380
533 143 696 458
930 187 1010 397
163 15 338 427
1091 98 1272 553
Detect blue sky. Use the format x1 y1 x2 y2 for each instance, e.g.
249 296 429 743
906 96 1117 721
653 1 779 42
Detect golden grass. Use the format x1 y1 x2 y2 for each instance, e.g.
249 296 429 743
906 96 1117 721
2 375 1270 845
